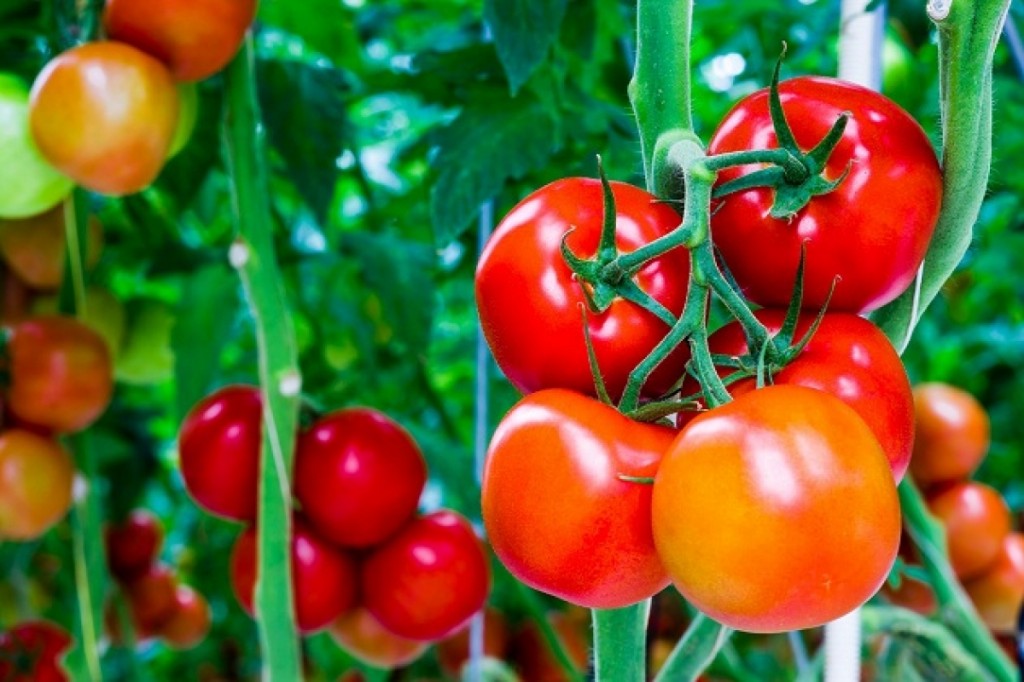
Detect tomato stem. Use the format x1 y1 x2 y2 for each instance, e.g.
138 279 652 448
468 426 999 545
652 612 732 682
592 602 651 682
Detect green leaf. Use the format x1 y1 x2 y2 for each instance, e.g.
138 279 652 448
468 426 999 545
483 0 568 93
258 0 362 68
158 83 223 209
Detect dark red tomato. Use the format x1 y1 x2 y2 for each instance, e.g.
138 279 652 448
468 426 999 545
105 509 163 583
475 178 690 400
157 585 211 650
328 607 428 669
682 310 914 480
708 77 941 313
362 510 490 641
653 385 900 632
436 608 509 677
0 621 72 682
294 408 426 548
483 389 671 608
964 533 1024 634
7 315 113 433
0 430 73 540
0 206 103 290
29 42 179 196
231 516 358 634
123 563 179 635
926 481 1010 581
178 385 262 522
511 611 590 682
910 383 990 489
103 0 257 82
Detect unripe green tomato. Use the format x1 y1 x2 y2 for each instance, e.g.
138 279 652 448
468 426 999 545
0 74 74 219
116 300 175 384
167 82 198 158
32 287 126 359
882 24 918 111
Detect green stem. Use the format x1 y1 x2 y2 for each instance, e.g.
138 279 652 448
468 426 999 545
653 613 731 682
592 602 650 682
224 38 303 680
510 578 585 682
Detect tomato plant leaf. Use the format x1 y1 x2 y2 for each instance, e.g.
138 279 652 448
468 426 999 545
257 0 362 68
483 0 567 94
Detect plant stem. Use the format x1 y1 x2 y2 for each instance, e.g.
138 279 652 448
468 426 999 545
653 613 731 682
224 38 303 681
592 602 651 682
510 578 585 682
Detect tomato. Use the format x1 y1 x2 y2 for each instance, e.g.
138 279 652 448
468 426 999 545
116 301 176 385
511 611 590 682
168 83 198 157
880 571 938 617
0 429 73 540
653 385 901 632
103 0 257 82
157 585 211 650
123 563 179 635
707 77 941 313
6 315 113 433
294 408 426 548
105 509 163 583
0 621 72 682
231 516 358 634
29 42 179 196
328 608 428 669
362 510 490 641
682 310 914 480
475 178 690 400
33 288 125 361
178 385 261 522
962 533 1024 633
482 389 671 608
0 205 102 290
0 74 73 219
926 481 1010 581
436 608 509 677
909 383 990 488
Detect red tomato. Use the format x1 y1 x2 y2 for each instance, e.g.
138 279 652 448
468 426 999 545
105 509 163 583
103 0 257 82
123 563 179 635
682 310 914 480
880 571 938 617
653 385 901 632
0 429 73 540
511 611 590 682
475 178 690 400
29 42 179 196
231 516 358 634
7 316 113 433
294 408 426 548
157 585 211 650
708 77 941 313
926 481 1010 581
963 533 1024 634
0 206 103 290
328 608 428 669
361 510 490 641
482 389 671 608
0 621 72 682
909 383 990 488
436 608 509 677
178 385 262 522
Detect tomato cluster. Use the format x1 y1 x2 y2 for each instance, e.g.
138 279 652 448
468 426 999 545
0 620 72 682
178 386 490 649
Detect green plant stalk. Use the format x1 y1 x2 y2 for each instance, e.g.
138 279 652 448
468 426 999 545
653 613 731 682
593 602 651 682
511 578 586 682
224 38 303 680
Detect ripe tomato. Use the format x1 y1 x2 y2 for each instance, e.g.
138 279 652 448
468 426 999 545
436 608 509 677
475 178 690 400
0 206 102 291
6 315 113 433
157 585 211 650
511 611 590 682
103 0 257 82
123 563 179 635
964 533 1024 634
482 389 671 608
29 42 179 196
105 509 163 584
294 408 426 548
925 481 1010 581
0 429 73 540
708 77 941 313
178 385 261 522
231 516 358 634
0 621 72 682
653 385 901 632
328 608 428 669
361 510 490 641
909 383 990 488
683 310 914 480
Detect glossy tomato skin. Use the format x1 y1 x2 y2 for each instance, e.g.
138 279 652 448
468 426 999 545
482 389 672 608
963 533 1024 633
0 621 72 682
0 206 102 290
0 430 73 540
294 408 426 548
7 316 113 433
476 178 690 400
178 385 262 522
29 42 179 196
328 608 428 669
683 310 914 480
103 0 257 82
653 385 901 632
157 585 211 650
105 509 163 583
362 510 490 641
910 383 990 488
925 481 1010 581
708 77 941 313
231 516 358 634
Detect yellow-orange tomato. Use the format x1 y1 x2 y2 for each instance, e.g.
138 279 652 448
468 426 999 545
29 42 179 196
0 430 74 540
927 481 1011 581
910 383 990 488
0 205 102 289
329 607 427 669
963 533 1024 634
